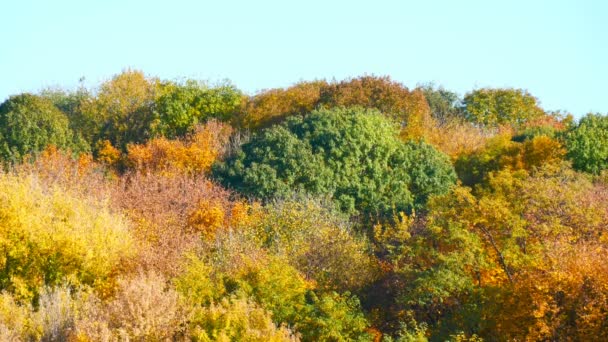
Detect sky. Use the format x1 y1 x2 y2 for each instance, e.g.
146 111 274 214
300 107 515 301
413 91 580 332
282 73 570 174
1 0 606 118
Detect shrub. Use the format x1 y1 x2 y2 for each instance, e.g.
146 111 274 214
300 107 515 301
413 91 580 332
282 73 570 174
189 296 299 342
250 198 378 292
0 173 133 301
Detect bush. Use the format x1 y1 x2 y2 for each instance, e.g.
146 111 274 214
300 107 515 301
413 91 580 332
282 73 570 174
189 296 298 342
251 198 378 292
214 107 456 220
127 121 232 175
0 173 133 301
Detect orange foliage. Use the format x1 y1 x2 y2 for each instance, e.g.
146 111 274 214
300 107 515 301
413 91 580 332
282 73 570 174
240 80 326 129
96 139 122 166
240 76 435 139
424 120 497 158
320 76 435 139
188 199 262 240
126 121 232 175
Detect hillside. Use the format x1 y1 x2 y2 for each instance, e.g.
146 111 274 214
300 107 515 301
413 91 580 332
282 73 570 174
1 71 607 341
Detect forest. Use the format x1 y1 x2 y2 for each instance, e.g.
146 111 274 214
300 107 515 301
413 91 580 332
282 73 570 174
0 70 607 341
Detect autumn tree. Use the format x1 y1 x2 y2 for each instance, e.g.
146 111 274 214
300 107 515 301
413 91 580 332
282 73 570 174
80 70 158 150
240 80 327 129
320 76 434 139
462 88 546 126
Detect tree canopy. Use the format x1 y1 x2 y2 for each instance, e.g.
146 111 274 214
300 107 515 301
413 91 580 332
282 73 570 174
214 106 456 219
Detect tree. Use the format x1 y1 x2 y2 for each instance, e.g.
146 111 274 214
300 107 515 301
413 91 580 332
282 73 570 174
240 80 326 129
214 107 456 220
80 70 158 150
0 94 76 162
462 88 545 126
565 113 608 174
320 76 434 139
153 80 243 138
417 83 463 124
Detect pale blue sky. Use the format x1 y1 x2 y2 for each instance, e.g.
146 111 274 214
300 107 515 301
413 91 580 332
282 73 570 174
1 0 606 117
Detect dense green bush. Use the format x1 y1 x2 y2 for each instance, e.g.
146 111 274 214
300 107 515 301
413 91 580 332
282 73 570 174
565 113 608 174
214 107 456 219
0 94 79 162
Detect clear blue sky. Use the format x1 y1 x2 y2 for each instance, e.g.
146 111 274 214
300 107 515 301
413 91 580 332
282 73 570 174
1 0 606 117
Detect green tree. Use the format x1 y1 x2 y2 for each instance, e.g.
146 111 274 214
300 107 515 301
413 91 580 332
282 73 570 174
153 80 243 138
214 107 456 220
565 113 608 174
0 94 76 162
417 83 463 124
462 88 545 126
40 86 93 150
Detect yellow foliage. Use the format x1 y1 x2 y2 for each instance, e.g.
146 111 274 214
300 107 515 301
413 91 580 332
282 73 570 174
95 139 122 166
188 198 226 239
189 296 299 342
0 173 134 301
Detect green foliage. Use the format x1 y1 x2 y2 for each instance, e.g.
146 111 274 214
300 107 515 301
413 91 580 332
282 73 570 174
153 80 243 138
565 113 608 174
417 83 463 124
462 88 545 126
0 94 78 162
214 107 456 219
40 86 93 149
178 233 373 341
300 291 372 342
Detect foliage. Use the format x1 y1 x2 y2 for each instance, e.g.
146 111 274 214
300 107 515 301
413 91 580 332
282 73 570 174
393 164 608 339
80 69 159 149
319 76 434 139
189 295 299 341
249 198 378 292
127 120 232 175
417 83 463 124
154 80 244 138
0 94 79 163
455 133 565 186
239 80 326 129
0 173 133 302
2 73 608 341
462 88 545 126
565 113 608 174
214 107 456 220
